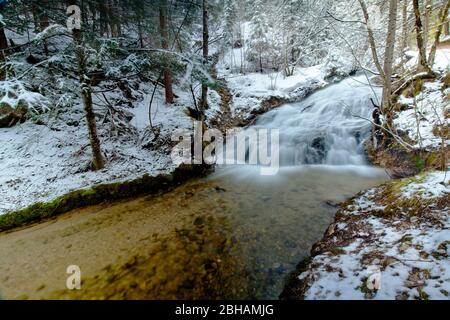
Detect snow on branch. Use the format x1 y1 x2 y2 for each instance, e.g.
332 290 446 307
33 24 70 43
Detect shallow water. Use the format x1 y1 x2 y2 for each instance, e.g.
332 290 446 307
190 75 387 298
201 165 388 299
0 76 389 300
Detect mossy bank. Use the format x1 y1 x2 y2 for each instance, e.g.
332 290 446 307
0 164 212 233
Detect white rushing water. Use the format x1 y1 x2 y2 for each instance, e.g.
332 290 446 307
252 75 382 166
204 75 387 299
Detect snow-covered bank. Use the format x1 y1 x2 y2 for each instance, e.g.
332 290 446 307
283 170 449 300
0 57 337 216
396 79 449 150
223 65 328 116
216 55 354 122
0 80 197 215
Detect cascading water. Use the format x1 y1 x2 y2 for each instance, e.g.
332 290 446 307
201 76 387 299
251 75 381 166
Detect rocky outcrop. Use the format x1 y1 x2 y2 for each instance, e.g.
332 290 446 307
0 102 27 128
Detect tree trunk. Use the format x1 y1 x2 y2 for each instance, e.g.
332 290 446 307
358 0 386 81
381 0 398 130
429 0 450 66
382 0 398 104
359 0 397 144
413 0 432 72
159 0 174 104
423 0 433 51
72 29 105 171
138 21 144 48
200 0 209 115
99 2 109 37
259 54 263 73
112 0 122 37
38 0 50 55
0 27 8 80
444 0 450 36
401 0 409 57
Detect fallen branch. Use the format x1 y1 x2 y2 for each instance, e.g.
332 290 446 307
393 72 434 96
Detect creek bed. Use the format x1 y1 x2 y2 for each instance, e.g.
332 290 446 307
200 165 388 299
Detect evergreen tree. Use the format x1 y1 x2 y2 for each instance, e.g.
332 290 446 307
246 0 272 72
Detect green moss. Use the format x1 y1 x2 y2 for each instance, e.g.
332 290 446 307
358 277 378 299
0 164 212 232
412 155 426 172
403 79 424 98
416 288 430 300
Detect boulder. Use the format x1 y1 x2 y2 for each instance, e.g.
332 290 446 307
0 102 28 128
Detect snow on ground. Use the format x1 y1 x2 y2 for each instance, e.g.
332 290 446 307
296 171 450 300
216 20 354 120
396 80 449 150
0 81 199 215
216 59 339 121
224 65 327 114
0 33 336 216
402 171 449 198
129 83 194 131
406 48 450 73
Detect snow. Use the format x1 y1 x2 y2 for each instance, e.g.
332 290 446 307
402 171 449 199
216 16 355 119
0 79 203 215
0 116 174 214
129 85 193 132
298 171 450 300
220 65 329 118
33 24 68 42
225 65 326 97
0 80 50 113
396 80 449 150
0 49 338 216
405 49 450 72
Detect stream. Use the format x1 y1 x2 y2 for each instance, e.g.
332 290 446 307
0 76 390 300
190 75 389 298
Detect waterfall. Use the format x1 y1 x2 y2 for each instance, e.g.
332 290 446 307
251 75 381 166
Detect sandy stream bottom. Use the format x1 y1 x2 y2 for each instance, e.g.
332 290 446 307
0 165 388 300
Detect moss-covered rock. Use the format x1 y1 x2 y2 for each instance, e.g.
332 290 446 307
402 78 424 98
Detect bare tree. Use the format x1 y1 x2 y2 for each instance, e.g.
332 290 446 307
401 0 409 59
358 0 386 80
423 0 433 51
413 0 432 72
358 0 397 131
429 0 450 66
382 0 398 115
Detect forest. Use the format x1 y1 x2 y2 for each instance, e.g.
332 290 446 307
0 0 449 301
